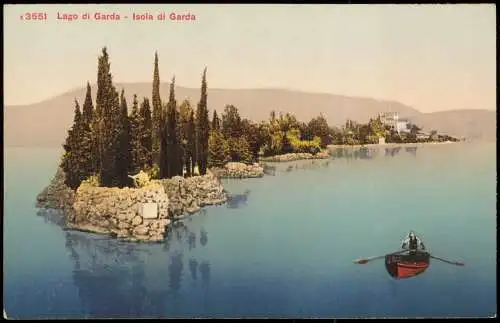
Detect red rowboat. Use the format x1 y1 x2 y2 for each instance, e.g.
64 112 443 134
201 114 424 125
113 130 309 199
385 250 430 279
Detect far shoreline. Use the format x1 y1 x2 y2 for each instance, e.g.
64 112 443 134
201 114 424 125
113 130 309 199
327 140 461 149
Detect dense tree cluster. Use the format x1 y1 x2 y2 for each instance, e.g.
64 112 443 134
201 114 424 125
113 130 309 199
335 117 454 145
61 47 209 189
61 47 444 190
206 107 340 168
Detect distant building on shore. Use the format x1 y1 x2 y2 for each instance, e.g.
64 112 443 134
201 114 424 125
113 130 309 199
379 111 410 134
416 133 429 140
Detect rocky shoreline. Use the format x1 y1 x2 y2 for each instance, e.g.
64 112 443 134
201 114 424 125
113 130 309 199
327 141 459 149
259 150 330 162
212 162 265 179
35 159 293 243
36 167 76 215
36 168 228 243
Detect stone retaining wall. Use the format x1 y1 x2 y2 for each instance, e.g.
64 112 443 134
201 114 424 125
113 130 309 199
36 168 228 243
259 150 330 162
71 182 171 242
212 162 264 179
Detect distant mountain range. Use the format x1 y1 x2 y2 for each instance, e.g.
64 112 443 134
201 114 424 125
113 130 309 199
4 83 496 147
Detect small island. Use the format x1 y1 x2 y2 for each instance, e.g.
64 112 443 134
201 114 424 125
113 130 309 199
36 47 459 243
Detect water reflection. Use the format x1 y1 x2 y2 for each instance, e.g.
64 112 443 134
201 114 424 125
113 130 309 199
188 231 196 250
329 146 418 160
359 147 377 159
262 163 277 176
385 147 402 157
168 251 184 294
199 262 211 287
279 160 332 173
226 189 251 209
200 228 208 246
405 147 418 157
37 209 212 318
164 221 211 285
330 147 379 160
37 208 67 227
64 230 167 318
189 259 198 281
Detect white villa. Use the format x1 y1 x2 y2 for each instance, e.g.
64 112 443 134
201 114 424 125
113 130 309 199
379 112 410 134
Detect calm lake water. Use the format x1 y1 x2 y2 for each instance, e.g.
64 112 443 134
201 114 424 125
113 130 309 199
3 143 497 318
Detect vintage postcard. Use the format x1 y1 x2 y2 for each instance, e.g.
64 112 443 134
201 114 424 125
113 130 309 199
3 3 496 319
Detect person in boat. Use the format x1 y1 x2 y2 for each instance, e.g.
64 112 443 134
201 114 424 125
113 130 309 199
401 231 426 254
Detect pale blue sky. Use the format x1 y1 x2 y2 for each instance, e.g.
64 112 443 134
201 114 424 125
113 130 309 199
3 4 496 112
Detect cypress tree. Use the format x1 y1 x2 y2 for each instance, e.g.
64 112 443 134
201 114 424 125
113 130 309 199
166 78 176 177
188 110 196 176
82 82 94 125
80 82 95 176
90 102 101 174
179 100 193 177
115 89 132 187
61 100 85 190
139 98 153 169
211 110 220 132
129 94 142 173
159 101 168 179
107 86 123 187
91 47 124 187
196 68 210 175
95 47 117 187
164 76 182 177
175 96 184 177
151 51 162 165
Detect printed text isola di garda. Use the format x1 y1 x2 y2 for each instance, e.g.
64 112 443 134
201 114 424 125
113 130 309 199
56 11 196 21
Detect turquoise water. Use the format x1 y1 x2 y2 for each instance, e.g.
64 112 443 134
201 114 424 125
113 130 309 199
3 143 497 318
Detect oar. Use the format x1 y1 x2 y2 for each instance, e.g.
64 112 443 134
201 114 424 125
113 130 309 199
430 255 464 266
353 250 406 264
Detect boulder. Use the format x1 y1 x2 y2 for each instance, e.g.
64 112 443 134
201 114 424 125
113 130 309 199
117 229 130 238
133 225 149 236
134 234 150 241
117 212 129 222
149 234 165 242
117 222 130 230
186 205 201 214
131 215 143 226
125 210 137 221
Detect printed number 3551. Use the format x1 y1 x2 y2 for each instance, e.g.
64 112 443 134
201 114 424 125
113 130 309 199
24 13 48 20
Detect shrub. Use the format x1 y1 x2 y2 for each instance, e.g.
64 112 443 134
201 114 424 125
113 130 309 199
80 174 100 187
364 135 379 144
147 164 160 180
131 170 151 188
287 130 321 154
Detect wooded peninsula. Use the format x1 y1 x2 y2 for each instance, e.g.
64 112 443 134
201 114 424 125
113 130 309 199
61 47 458 191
